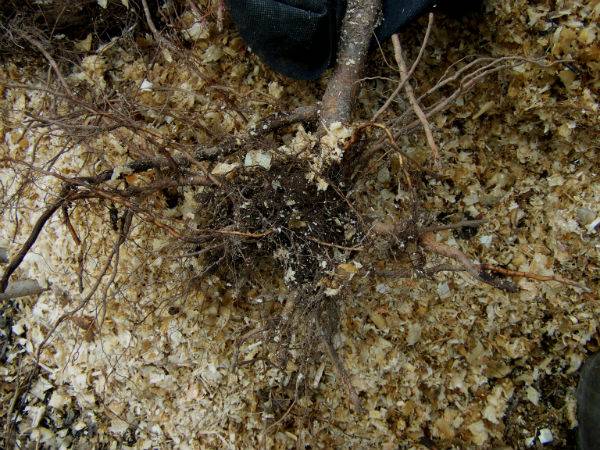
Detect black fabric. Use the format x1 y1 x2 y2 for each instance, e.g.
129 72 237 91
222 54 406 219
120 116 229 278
377 0 435 43
577 352 600 450
226 0 435 80
226 0 342 80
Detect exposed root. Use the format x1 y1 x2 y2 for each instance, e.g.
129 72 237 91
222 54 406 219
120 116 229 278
320 329 363 412
479 264 591 293
420 231 518 292
391 33 440 164
62 203 81 245
35 208 133 364
0 97 317 294
193 162 364 285
372 13 434 122
393 57 569 136
16 31 74 97
320 0 382 127
419 231 588 293
0 279 47 301
0 189 92 293
141 0 162 42
421 219 487 233
3 362 38 448
0 246 7 264
0 1 588 428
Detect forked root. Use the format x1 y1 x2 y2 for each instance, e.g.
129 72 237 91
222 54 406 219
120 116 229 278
419 231 589 293
320 331 363 413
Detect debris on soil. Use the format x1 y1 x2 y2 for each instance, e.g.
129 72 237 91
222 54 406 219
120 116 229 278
0 0 598 448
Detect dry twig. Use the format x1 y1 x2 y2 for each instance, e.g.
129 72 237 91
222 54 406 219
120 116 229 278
320 330 363 412
62 204 81 245
372 13 434 122
3 362 38 448
141 0 161 41
393 57 566 136
98 210 133 326
421 219 486 233
420 231 518 292
391 33 440 163
0 190 91 293
419 232 588 292
479 264 590 292
35 209 134 363
17 31 74 97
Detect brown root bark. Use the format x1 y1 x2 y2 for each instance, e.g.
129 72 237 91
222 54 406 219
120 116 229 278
320 0 382 127
0 279 47 301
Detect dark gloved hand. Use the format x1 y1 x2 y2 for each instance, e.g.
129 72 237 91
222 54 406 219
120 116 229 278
225 0 435 80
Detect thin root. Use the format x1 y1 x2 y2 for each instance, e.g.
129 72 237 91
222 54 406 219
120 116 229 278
391 34 440 165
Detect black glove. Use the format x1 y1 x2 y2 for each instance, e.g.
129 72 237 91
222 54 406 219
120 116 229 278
225 0 435 80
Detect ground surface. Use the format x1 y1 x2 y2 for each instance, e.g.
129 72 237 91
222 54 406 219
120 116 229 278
1 0 599 448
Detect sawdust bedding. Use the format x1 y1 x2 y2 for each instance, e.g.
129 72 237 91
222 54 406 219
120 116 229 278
1 0 599 448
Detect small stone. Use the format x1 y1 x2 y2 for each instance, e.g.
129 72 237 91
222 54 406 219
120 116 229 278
211 162 239 175
547 174 564 187
468 420 489 446
30 378 53 401
539 428 553 445
377 166 391 184
369 311 387 330
479 235 493 247
406 323 421 346
376 283 390 294
526 386 540 405
437 282 451 299
588 216 600 233
140 79 153 92
576 207 595 225
244 150 271 170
